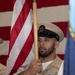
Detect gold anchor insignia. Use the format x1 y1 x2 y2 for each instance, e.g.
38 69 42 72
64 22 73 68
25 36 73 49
39 25 45 32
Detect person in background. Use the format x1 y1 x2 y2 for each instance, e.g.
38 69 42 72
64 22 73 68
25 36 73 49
18 23 64 75
0 38 6 75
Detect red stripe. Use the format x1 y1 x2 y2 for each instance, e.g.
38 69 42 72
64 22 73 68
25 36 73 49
13 0 16 4
37 0 69 8
9 26 34 75
0 27 10 40
58 54 64 60
0 0 13 12
9 0 30 52
0 0 68 12
0 55 8 66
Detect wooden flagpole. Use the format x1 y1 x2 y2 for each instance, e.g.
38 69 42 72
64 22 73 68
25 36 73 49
33 0 39 75
33 0 38 59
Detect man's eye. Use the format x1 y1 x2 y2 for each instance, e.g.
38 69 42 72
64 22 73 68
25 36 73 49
45 38 49 41
38 39 41 42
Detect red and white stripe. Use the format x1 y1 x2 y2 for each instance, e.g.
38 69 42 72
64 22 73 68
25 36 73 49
6 0 34 75
0 0 69 74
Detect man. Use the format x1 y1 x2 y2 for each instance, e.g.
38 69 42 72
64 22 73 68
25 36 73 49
18 23 64 75
0 38 6 75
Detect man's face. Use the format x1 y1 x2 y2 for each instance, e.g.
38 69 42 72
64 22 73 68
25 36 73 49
38 37 56 58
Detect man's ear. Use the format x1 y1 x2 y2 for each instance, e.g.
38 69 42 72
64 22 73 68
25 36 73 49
54 41 60 49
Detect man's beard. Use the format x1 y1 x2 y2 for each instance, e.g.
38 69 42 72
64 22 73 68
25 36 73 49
38 45 55 58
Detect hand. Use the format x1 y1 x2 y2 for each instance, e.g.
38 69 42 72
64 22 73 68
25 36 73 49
28 59 42 75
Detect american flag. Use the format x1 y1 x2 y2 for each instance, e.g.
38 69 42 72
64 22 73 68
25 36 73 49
6 0 34 75
0 0 68 74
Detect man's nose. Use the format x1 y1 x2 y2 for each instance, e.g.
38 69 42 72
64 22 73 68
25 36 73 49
40 41 45 46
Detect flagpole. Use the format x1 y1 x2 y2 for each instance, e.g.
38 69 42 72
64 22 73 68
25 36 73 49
33 0 38 59
33 0 39 75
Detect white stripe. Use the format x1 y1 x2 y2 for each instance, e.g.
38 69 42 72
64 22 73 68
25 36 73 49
56 38 66 54
37 5 69 23
0 5 69 27
0 11 12 27
11 0 26 29
6 10 32 75
0 41 9 55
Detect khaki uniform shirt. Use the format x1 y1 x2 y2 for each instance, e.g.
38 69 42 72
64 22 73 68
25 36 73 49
39 56 62 75
0 63 6 75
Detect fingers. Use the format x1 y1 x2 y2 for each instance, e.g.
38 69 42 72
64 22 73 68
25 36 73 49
28 59 42 75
